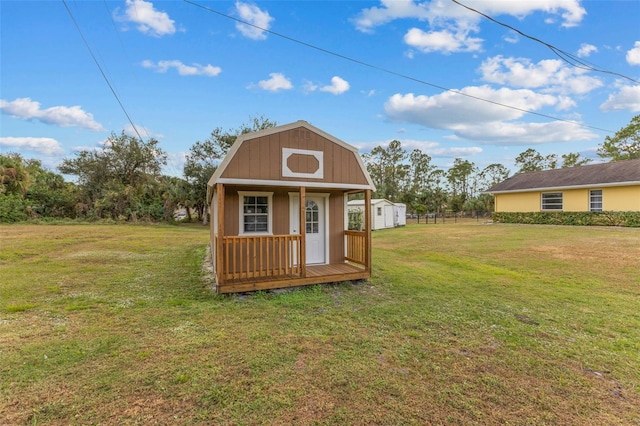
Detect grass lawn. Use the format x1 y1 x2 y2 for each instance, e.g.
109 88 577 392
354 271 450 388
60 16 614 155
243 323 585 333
1 222 639 425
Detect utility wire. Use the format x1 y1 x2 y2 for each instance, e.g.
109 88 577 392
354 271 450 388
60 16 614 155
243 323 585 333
184 0 615 134
451 0 639 85
61 0 144 141
101 0 151 138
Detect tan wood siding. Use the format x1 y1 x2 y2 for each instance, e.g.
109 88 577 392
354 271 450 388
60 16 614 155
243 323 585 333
222 188 290 236
328 192 345 263
222 187 347 271
221 127 368 186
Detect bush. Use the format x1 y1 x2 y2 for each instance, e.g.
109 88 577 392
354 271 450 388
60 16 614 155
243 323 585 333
0 194 29 222
492 211 640 227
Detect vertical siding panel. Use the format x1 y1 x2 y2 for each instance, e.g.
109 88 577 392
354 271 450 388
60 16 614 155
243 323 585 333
238 145 251 178
342 147 350 185
224 190 236 237
330 192 344 263
264 135 271 180
250 139 260 180
331 144 345 182
259 137 270 181
276 132 285 181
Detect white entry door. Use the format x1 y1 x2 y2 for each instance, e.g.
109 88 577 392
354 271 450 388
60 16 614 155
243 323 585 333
289 194 327 264
305 198 325 264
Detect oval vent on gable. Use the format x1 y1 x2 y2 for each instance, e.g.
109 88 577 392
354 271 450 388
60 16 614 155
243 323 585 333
287 154 319 174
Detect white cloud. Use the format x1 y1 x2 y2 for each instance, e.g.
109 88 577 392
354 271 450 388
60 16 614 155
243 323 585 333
383 86 597 144
141 60 221 76
0 137 65 156
121 0 175 37
0 98 104 131
600 85 640 112
479 55 602 95
626 41 640 66
302 80 319 94
255 73 293 92
457 121 596 145
353 0 586 54
235 1 273 40
320 76 350 95
504 33 519 44
404 27 482 54
577 43 598 58
385 87 559 127
352 0 431 33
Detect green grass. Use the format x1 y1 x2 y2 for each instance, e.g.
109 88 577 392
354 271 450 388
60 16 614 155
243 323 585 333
1 223 639 425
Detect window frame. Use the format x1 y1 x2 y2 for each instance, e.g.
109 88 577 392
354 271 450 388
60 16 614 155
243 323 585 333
377 207 382 216
589 189 603 212
541 192 563 211
305 199 320 234
238 191 273 236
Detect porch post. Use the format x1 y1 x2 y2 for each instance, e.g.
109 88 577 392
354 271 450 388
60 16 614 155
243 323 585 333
299 186 306 277
216 183 225 286
364 189 372 273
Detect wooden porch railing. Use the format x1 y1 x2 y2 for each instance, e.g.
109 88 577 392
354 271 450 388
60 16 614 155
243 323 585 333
345 230 366 266
219 234 301 281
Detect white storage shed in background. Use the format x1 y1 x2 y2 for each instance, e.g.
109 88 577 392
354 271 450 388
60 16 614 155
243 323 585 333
348 199 404 230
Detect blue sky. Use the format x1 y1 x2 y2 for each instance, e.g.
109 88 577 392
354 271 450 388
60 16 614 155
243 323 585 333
1 0 639 177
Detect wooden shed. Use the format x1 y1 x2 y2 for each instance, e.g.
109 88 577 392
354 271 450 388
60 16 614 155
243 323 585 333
207 120 376 293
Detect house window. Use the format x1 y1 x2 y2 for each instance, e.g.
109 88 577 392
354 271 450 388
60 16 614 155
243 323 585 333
590 190 603 212
377 207 382 216
541 192 563 210
239 192 273 235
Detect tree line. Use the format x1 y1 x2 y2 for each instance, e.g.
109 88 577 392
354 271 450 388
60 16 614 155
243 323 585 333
1 115 638 223
364 114 639 216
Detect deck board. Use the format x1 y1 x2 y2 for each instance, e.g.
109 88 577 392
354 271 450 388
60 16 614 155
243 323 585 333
217 262 368 293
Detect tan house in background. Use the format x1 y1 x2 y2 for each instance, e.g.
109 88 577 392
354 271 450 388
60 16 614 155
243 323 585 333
207 120 376 294
487 158 640 212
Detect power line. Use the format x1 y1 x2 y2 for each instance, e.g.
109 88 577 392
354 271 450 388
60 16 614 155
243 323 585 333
61 0 144 141
451 0 639 85
183 0 615 134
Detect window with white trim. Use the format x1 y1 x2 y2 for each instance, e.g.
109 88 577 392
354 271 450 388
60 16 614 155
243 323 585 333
541 192 563 210
377 207 382 216
238 192 273 235
590 190 603 212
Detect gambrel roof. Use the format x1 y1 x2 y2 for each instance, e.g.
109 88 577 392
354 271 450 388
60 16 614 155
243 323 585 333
207 120 375 193
487 158 640 194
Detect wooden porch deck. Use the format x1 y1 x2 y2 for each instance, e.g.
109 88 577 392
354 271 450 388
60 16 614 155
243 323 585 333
216 263 369 294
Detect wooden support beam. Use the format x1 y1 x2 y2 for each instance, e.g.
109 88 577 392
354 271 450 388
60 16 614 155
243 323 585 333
216 183 225 286
364 189 372 274
299 186 306 278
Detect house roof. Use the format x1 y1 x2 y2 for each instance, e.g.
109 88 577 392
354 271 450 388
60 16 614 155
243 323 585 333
486 158 640 194
207 120 375 192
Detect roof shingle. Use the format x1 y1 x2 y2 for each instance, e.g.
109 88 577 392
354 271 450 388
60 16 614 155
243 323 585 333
487 159 640 193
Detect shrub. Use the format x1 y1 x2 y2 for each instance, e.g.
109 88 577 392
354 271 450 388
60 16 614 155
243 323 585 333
492 211 640 227
0 194 29 223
